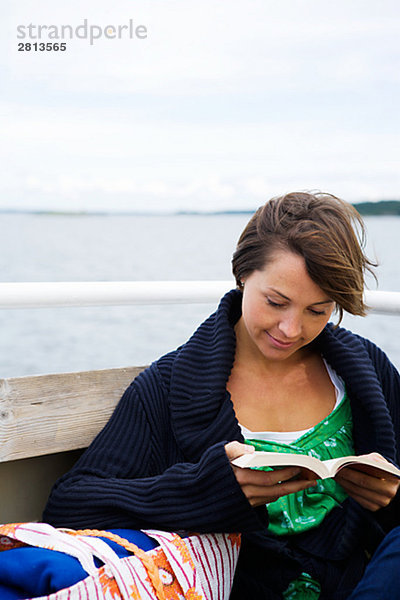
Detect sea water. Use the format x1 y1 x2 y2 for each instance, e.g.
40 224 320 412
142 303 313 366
0 213 399 377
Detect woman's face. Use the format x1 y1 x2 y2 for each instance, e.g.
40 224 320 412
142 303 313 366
238 250 335 363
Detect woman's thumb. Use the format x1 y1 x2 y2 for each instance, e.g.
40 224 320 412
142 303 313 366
224 441 255 461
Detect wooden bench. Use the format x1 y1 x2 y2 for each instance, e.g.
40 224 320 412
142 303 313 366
0 366 146 524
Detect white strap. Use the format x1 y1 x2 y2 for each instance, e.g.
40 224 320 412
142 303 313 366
8 523 136 600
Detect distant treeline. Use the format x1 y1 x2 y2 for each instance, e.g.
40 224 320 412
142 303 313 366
1 200 400 216
353 200 400 216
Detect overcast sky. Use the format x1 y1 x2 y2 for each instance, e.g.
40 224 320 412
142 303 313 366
1 0 399 212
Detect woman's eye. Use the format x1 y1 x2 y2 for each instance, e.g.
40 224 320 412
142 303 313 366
267 298 284 308
309 308 326 316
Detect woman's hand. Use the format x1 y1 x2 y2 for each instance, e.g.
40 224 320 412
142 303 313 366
334 453 400 512
225 441 317 507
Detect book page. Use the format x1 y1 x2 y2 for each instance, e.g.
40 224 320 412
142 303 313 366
231 452 400 480
231 451 330 478
324 455 400 478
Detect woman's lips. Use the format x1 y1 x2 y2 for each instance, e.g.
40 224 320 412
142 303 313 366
266 332 297 349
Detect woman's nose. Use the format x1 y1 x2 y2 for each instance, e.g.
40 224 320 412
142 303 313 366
278 313 302 339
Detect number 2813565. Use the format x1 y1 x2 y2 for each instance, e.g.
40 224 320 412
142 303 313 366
18 42 67 51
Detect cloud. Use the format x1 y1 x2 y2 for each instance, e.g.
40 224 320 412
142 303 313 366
1 0 400 210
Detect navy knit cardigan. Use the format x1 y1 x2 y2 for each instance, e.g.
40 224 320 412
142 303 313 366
43 290 400 597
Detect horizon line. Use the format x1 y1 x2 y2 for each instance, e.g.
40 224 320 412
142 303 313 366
1 199 400 217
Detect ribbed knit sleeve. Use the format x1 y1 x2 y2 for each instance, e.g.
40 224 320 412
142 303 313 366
360 336 400 532
363 337 400 447
43 364 263 534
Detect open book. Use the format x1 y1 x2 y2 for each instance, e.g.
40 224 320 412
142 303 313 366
231 452 400 480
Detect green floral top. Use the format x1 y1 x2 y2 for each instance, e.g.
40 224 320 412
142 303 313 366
244 390 353 536
243 390 354 599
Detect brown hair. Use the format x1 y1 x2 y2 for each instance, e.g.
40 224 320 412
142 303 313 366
231 191 377 324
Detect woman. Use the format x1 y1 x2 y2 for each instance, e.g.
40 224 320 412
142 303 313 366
44 192 400 599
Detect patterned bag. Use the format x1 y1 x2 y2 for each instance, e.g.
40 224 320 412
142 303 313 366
0 522 241 600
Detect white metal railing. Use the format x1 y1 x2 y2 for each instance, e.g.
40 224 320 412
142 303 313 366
0 281 399 315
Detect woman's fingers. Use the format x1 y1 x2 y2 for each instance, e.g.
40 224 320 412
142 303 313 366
226 446 400 510
336 466 400 511
234 464 300 486
241 478 317 507
232 464 316 507
225 442 317 506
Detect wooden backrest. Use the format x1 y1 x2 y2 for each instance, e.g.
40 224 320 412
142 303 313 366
0 365 146 523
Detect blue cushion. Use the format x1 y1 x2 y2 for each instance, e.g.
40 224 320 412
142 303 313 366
0 529 158 599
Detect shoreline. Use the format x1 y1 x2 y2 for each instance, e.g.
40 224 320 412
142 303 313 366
1 200 400 217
